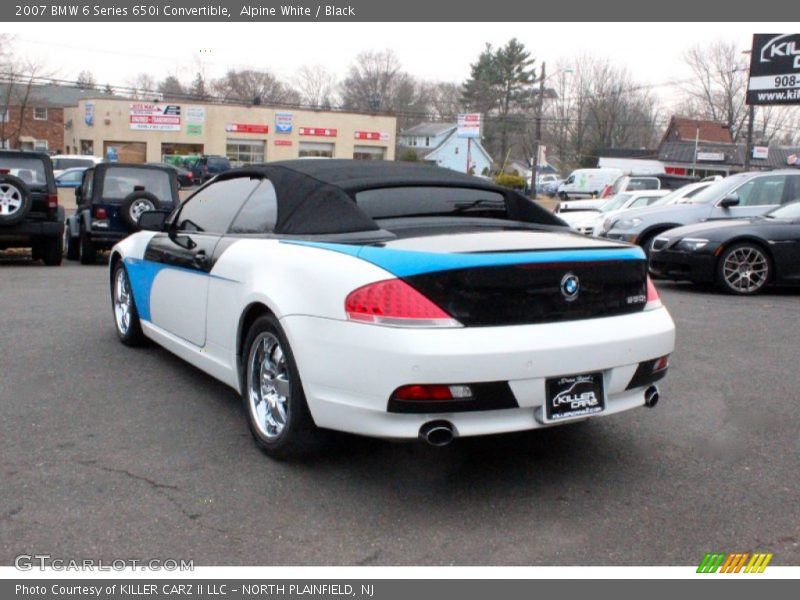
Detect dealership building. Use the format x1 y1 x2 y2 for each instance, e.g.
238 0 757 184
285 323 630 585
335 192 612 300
63 97 396 165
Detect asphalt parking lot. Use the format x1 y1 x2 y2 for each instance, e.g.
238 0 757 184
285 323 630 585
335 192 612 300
1 257 799 566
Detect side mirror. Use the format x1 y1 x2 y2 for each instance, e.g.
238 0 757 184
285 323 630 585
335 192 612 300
74 185 82 201
138 209 169 232
719 194 740 208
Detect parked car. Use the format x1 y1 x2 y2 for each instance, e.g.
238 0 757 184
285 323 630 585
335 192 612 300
541 178 564 197
65 163 179 264
0 150 63 265
51 154 103 177
649 201 800 295
109 160 674 459
601 171 800 254
557 168 623 200
54 166 89 188
561 190 672 236
560 175 664 213
185 155 231 183
146 162 194 188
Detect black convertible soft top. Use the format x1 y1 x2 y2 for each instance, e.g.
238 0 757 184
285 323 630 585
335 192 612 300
213 159 563 235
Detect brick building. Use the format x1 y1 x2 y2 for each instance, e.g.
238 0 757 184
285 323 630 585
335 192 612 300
0 83 101 153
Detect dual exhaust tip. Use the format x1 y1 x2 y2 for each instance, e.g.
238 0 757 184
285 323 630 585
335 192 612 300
419 386 660 446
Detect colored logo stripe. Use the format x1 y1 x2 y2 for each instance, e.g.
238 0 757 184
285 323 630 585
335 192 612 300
282 240 645 278
697 552 773 573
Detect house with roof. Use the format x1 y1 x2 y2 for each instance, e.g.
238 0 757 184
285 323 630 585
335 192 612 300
398 122 493 176
597 115 800 180
0 83 106 153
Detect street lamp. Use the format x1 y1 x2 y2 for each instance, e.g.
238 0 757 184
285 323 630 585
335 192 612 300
531 64 573 194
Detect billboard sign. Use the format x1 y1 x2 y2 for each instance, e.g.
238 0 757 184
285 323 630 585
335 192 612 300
298 127 337 137
457 113 481 138
130 103 181 131
275 112 293 134
185 107 205 124
747 34 800 105
752 146 769 160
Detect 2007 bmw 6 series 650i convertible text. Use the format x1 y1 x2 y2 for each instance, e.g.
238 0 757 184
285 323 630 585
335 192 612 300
109 160 675 458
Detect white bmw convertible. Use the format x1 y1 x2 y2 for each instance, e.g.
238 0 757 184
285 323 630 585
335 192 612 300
110 160 675 458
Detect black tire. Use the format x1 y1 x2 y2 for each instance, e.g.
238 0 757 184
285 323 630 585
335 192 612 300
638 232 660 258
111 261 145 346
242 314 320 459
65 228 79 260
716 243 772 295
0 175 32 226
41 236 63 266
119 191 161 229
79 226 97 265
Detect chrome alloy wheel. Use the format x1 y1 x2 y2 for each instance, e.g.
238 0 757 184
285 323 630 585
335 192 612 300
722 246 769 293
129 198 155 223
114 268 132 335
247 332 290 439
0 183 23 216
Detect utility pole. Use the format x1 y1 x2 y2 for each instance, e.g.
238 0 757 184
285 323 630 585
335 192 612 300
531 61 545 195
744 104 755 171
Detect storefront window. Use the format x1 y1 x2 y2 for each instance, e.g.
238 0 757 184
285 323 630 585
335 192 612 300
353 145 386 160
226 139 265 167
298 141 334 158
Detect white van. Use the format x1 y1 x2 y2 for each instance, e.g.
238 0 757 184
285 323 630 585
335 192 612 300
557 168 623 200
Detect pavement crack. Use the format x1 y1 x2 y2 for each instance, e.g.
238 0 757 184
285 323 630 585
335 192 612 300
78 461 180 491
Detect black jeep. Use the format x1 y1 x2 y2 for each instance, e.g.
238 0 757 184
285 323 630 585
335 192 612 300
0 150 64 266
65 163 179 264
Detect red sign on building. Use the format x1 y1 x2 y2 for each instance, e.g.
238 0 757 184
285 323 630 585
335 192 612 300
298 127 337 137
226 123 269 134
274 140 293 146
354 131 389 141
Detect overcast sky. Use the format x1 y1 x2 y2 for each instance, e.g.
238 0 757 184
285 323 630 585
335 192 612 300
7 22 798 99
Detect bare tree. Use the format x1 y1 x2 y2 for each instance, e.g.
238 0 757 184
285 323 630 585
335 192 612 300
680 41 748 140
127 73 158 99
158 75 185 100
294 65 338 108
76 70 96 90
212 69 300 105
0 58 51 149
423 81 463 120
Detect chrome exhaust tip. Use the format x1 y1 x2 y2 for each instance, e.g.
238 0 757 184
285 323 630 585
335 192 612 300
644 385 660 408
419 420 455 447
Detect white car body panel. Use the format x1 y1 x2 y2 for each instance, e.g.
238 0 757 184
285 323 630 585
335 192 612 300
111 225 675 440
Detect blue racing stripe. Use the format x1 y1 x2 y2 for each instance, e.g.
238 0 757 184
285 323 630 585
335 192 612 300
282 240 645 277
123 257 166 321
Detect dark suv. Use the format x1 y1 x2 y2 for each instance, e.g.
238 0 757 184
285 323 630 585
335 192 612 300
0 150 63 265
65 163 179 264
186 155 231 183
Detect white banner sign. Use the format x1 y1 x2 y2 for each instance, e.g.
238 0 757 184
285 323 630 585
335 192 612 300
129 103 181 131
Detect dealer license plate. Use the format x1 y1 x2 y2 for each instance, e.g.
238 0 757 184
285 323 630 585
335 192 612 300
545 372 605 421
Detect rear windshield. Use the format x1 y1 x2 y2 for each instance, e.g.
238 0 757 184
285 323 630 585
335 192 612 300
0 157 48 185
100 167 173 201
53 157 94 170
356 186 508 220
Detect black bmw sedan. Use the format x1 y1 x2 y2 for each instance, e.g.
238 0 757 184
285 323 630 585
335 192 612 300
649 201 800 295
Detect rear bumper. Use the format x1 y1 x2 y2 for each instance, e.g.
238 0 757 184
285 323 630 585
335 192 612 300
0 219 64 243
282 307 676 439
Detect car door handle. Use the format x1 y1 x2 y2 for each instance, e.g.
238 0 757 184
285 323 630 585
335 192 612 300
193 250 210 268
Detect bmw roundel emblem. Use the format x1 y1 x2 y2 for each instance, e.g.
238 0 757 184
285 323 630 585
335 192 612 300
560 273 580 302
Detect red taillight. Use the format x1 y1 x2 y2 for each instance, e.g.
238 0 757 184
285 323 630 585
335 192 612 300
94 207 107 219
394 384 473 401
48 192 58 209
345 279 460 327
645 276 661 309
653 355 670 372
